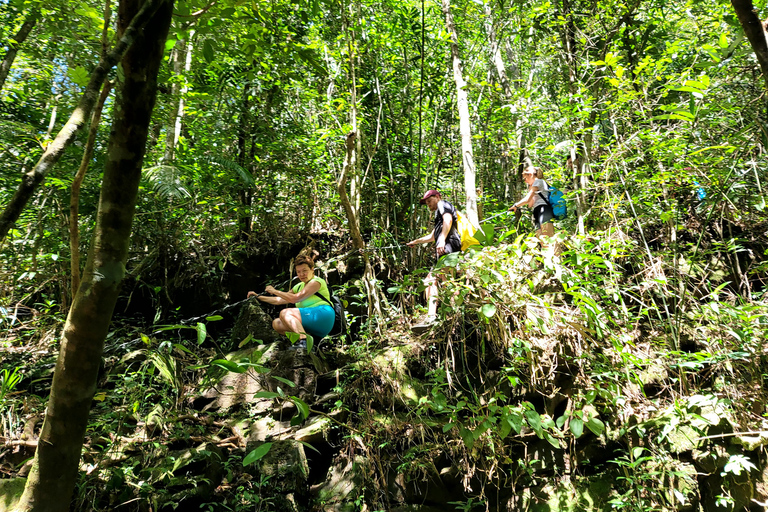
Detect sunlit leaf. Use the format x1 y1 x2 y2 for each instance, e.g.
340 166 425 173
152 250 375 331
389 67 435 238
243 443 272 466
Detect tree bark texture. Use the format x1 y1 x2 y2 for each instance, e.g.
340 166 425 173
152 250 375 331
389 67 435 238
442 0 479 227
0 8 40 94
13 0 173 510
0 0 168 243
70 81 113 297
731 0 768 90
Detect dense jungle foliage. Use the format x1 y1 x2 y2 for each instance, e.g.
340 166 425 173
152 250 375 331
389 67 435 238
1 0 768 510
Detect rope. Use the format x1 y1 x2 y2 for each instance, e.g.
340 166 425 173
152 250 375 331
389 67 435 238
104 276 296 354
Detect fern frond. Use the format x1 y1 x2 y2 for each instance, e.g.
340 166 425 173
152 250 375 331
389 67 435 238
143 165 192 199
203 155 256 187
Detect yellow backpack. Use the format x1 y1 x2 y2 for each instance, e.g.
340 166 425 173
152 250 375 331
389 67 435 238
456 210 481 250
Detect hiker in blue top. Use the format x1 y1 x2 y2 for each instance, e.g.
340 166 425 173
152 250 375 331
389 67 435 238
509 165 555 239
247 254 335 344
407 190 462 330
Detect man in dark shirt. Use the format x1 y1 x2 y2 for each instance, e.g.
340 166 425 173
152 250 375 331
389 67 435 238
407 190 462 329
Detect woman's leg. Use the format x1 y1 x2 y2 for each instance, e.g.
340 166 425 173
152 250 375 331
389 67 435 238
273 308 306 339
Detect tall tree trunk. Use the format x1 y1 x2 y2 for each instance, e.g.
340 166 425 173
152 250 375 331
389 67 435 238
442 0 479 227
0 0 167 243
559 0 587 235
164 34 193 162
0 8 40 94
70 81 113 297
341 2 385 329
731 0 768 90
236 82 252 238
483 2 525 202
12 1 173 510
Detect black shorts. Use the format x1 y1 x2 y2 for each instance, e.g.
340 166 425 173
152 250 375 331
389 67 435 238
532 205 554 230
436 237 461 260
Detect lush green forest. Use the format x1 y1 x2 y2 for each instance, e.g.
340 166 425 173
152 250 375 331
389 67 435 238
1 0 768 510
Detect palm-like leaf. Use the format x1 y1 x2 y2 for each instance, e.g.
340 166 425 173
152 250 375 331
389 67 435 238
203 155 256 187
143 165 192 199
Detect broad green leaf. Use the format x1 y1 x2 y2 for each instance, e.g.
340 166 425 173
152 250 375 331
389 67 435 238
481 304 496 319
569 417 584 438
306 334 314 353
203 39 215 63
68 66 89 87
544 432 561 449
525 410 541 431
196 322 207 345
586 417 605 436
254 391 280 399
243 443 272 466
211 359 246 373
292 397 310 419
206 315 223 322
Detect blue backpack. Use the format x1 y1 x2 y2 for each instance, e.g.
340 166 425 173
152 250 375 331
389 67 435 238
539 186 567 220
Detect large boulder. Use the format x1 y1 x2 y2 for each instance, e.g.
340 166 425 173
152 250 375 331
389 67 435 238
231 302 283 346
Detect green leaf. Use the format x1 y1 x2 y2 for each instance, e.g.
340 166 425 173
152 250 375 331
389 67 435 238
243 443 272 466
569 417 584 438
306 334 314 353
211 359 246 373
292 397 310 419
254 391 280 399
203 39 215 63
196 322 207 345
525 410 541 431
297 440 321 454
206 315 223 322
586 417 605 436
272 376 297 388
68 66 90 87
498 416 512 439
544 431 561 449
481 304 496 319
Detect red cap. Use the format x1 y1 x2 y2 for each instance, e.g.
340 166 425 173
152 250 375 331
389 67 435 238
419 190 439 204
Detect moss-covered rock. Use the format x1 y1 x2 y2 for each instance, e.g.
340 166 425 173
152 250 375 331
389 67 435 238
0 478 26 512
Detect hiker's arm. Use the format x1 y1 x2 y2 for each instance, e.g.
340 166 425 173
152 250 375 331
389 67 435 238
257 294 289 305
266 280 321 304
436 212 453 256
407 231 435 246
509 189 535 211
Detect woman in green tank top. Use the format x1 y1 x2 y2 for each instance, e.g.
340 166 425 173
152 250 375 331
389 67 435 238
247 254 335 344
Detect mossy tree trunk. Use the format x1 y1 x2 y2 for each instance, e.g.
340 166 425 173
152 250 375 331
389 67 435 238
12 1 173 510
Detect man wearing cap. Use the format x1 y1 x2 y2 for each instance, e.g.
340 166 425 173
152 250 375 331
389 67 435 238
406 190 462 329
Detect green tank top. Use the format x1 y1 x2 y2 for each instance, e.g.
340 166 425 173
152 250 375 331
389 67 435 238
292 277 331 309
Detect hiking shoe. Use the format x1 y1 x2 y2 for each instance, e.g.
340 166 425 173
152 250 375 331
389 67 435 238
289 339 308 351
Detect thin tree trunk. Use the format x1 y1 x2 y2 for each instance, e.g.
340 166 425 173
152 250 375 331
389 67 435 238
442 0 479 227
164 34 194 162
559 0 587 235
12 1 173 510
731 0 768 90
0 9 40 94
70 81 113 297
0 0 168 242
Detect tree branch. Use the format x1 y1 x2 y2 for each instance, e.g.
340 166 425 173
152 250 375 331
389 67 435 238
0 0 170 242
